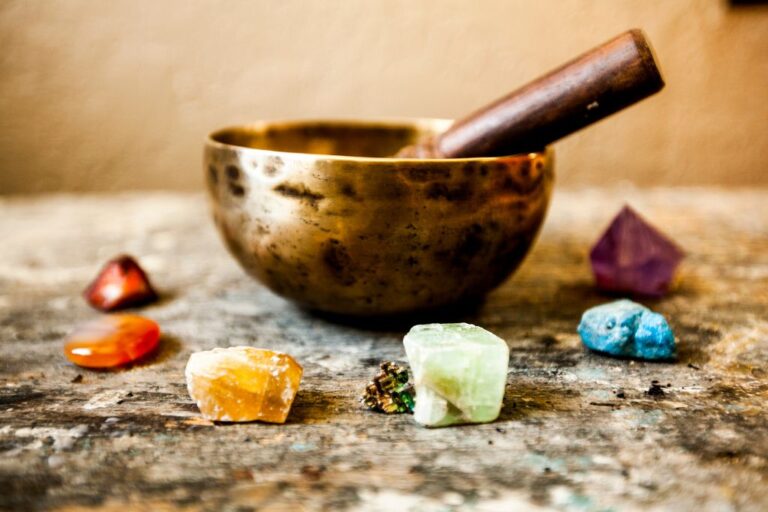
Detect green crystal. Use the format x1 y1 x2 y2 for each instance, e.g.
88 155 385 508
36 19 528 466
404 323 509 427
361 361 415 414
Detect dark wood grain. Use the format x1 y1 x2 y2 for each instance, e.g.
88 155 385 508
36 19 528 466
0 189 766 511
400 29 664 158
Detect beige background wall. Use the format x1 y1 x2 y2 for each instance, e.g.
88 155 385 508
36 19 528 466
1 0 766 194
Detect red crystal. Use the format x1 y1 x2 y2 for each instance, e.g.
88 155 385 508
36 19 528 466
590 206 684 297
83 255 158 311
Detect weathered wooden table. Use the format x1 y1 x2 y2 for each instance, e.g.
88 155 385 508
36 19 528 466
1 188 766 511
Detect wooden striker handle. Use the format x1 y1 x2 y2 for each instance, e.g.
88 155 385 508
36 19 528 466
398 29 664 158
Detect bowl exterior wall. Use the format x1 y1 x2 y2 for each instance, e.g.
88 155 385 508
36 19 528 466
205 120 553 315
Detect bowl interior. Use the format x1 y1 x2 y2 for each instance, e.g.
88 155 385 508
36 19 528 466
209 119 450 159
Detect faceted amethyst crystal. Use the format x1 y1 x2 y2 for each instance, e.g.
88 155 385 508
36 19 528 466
590 206 684 297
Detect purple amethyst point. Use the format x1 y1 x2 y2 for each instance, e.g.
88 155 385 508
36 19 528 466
590 205 684 297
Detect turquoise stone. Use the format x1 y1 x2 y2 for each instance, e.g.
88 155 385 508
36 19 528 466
577 299 676 360
403 323 509 427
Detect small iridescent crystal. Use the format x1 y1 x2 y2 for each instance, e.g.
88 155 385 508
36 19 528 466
361 361 415 414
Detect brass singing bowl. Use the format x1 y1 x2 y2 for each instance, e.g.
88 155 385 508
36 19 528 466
205 119 554 316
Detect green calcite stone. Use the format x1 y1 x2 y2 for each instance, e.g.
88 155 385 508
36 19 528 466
403 323 509 427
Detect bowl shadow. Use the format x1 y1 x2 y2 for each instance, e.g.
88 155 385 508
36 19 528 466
302 296 488 332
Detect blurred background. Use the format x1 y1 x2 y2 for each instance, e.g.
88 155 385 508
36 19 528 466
1 0 766 194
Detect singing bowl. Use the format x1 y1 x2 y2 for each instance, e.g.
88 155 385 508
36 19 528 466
205 119 554 316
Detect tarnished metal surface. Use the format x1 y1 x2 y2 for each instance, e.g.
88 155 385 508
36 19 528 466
205 119 553 315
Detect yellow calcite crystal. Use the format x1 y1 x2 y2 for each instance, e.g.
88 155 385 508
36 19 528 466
185 347 303 423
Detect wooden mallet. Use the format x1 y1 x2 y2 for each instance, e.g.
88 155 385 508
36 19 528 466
397 29 664 158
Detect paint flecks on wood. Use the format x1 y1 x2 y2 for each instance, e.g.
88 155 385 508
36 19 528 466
0 189 766 511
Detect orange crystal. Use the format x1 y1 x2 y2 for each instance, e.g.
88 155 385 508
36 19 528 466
83 255 158 311
64 315 161 368
185 347 303 423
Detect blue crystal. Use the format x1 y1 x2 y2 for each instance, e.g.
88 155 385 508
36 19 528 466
577 300 676 360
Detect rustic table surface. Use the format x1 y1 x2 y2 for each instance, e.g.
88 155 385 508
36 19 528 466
1 188 766 512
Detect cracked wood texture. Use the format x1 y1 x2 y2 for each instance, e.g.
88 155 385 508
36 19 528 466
1 188 766 511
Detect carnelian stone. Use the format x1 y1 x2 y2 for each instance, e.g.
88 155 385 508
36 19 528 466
83 255 158 311
64 315 161 368
185 347 303 423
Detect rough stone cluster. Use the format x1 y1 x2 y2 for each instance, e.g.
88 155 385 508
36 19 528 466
577 299 676 360
361 361 415 414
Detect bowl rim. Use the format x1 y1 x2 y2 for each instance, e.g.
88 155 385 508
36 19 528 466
205 117 548 163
